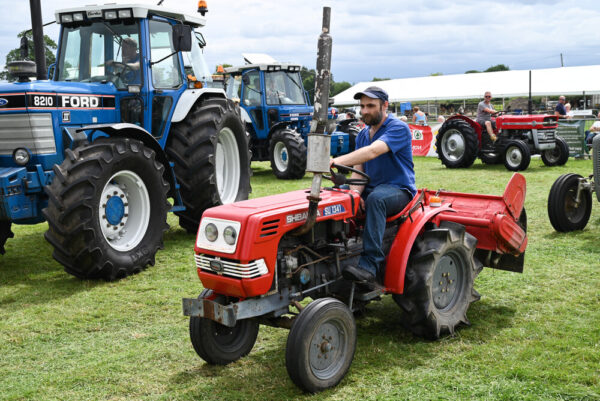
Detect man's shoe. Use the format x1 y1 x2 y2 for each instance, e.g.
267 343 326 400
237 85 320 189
342 265 376 283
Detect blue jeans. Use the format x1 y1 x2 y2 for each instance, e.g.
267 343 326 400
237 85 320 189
359 185 413 277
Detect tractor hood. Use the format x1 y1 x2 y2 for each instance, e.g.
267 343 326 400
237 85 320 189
0 80 118 96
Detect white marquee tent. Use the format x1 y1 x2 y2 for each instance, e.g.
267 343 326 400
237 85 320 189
332 65 600 106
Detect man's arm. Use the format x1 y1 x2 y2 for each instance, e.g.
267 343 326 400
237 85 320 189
332 140 389 168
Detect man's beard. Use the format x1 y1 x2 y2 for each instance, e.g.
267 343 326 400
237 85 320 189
363 108 384 126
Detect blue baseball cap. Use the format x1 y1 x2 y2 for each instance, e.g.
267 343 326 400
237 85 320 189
353 86 389 102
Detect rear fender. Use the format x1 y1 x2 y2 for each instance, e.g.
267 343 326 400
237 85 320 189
446 114 483 137
171 88 226 123
503 172 526 220
383 203 453 294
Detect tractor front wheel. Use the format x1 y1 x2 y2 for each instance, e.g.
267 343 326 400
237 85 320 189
503 140 531 171
286 298 356 393
435 119 478 168
269 128 307 179
548 173 592 232
43 138 170 280
393 221 482 340
0 221 14 255
541 136 570 167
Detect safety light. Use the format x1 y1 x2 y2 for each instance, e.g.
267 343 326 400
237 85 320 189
104 10 118 20
118 9 132 19
73 12 84 22
60 14 73 23
13 148 31 166
205 223 218 242
198 1 208 16
223 226 237 245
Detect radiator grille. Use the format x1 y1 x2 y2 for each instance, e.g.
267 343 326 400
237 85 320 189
195 254 268 279
0 113 55 155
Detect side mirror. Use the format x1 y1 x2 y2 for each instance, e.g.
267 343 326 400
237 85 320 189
172 24 192 52
242 75 250 85
19 36 29 60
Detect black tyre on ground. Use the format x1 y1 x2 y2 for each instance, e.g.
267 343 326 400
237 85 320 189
43 138 170 280
189 291 259 365
541 136 570 167
286 298 356 393
167 98 251 233
269 128 307 179
337 119 361 151
435 119 479 168
393 221 482 340
547 173 592 232
503 140 531 171
0 221 14 255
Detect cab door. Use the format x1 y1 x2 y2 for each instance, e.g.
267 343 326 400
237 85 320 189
145 17 185 140
241 69 268 139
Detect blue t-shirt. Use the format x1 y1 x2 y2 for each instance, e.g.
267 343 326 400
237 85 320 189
555 103 566 116
356 114 416 195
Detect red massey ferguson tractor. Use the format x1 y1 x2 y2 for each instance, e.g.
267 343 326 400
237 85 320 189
435 113 569 171
182 166 528 393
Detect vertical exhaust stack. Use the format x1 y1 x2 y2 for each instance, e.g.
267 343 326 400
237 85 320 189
293 6 333 236
29 0 47 80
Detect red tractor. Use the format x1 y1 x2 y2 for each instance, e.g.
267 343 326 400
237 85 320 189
436 113 569 171
182 166 528 392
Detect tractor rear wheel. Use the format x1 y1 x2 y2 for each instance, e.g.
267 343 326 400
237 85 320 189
269 128 307 179
286 298 356 393
503 140 531 171
541 136 570 166
43 138 170 280
189 290 259 365
0 221 14 255
393 221 482 340
547 173 592 232
435 119 478 168
167 98 251 233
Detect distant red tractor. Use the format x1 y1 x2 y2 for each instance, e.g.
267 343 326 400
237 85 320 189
182 167 528 392
436 113 569 171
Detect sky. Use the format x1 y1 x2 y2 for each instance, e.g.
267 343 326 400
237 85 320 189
0 0 599 84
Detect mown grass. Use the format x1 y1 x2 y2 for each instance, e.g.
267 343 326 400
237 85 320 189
1 157 599 401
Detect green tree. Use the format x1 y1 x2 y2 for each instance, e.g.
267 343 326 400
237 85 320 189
465 70 481 74
430 72 443 76
330 81 351 97
0 30 57 81
300 66 316 93
484 64 510 72
372 77 390 82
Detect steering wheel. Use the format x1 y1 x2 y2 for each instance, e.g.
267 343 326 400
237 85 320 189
107 61 134 80
323 163 370 187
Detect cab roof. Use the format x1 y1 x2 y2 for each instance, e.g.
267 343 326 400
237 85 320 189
55 3 206 28
224 63 302 74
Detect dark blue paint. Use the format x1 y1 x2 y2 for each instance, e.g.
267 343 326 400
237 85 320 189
105 196 125 225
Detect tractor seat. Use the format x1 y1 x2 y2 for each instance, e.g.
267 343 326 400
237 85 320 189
385 191 424 223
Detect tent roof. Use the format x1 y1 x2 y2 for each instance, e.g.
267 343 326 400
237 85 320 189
332 65 600 106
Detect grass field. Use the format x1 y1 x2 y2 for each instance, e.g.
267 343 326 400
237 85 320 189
1 157 599 401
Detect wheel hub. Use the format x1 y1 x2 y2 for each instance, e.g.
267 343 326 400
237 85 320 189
507 147 522 166
309 322 342 375
101 183 129 237
442 130 465 162
432 253 463 310
273 141 289 171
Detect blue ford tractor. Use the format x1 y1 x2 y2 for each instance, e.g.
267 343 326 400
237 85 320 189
223 60 352 179
0 3 251 280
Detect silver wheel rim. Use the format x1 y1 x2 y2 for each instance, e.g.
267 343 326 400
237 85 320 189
432 250 465 311
99 170 150 251
441 129 465 162
506 146 523 168
308 318 348 380
215 127 241 204
273 141 288 172
543 148 559 164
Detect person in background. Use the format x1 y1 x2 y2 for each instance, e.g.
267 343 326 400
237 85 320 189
585 112 600 146
555 96 567 117
437 115 445 123
399 115 408 122
330 86 416 289
476 91 497 142
565 103 574 119
412 106 427 125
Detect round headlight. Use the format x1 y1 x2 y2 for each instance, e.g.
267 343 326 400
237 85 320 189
205 223 218 242
223 226 237 245
13 148 30 166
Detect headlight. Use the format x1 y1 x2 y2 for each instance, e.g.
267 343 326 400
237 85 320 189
223 226 237 245
104 10 118 20
205 223 218 242
73 12 84 21
13 148 31 166
60 14 73 23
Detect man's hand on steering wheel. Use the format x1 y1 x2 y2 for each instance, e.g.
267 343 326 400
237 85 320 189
324 162 370 187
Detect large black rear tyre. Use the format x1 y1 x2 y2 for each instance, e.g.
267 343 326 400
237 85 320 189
503 140 531 171
541 136 570 167
167 98 251 233
286 298 356 393
393 221 482 340
269 128 307 179
547 173 592 232
0 221 14 255
435 119 478 168
43 138 170 280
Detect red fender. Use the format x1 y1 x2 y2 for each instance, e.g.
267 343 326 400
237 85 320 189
383 203 454 294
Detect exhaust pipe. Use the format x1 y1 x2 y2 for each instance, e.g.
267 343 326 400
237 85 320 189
293 6 332 236
29 0 47 80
